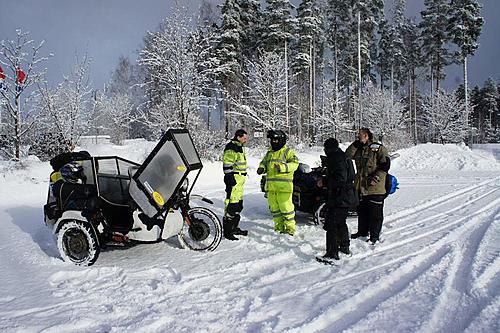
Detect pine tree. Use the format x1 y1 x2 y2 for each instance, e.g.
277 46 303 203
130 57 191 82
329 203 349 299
239 0 262 63
262 0 295 53
478 78 499 142
419 0 452 93
447 0 483 129
292 0 324 141
401 19 423 144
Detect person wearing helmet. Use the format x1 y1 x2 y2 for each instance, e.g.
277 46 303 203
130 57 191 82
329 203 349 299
222 129 249 241
257 130 299 236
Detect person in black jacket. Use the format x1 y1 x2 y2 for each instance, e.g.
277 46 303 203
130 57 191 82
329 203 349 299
319 138 358 262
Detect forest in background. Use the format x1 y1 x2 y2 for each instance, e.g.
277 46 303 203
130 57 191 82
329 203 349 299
1 0 498 161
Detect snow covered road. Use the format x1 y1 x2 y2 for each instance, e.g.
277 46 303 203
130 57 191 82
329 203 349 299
1 143 499 332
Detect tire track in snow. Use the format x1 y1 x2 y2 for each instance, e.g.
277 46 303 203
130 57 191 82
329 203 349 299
419 206 500 333
384 176 500 231
286 197 500 333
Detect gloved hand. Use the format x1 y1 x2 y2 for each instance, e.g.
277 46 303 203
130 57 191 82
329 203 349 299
368 174 380 186
353 140 363 149
257 167 265 175
274 163 282 172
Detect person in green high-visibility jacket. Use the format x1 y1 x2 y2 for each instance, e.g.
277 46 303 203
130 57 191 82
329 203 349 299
223 129 249 240
257 130 299 236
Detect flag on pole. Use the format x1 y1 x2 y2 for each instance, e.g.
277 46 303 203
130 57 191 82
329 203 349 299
16 67 26 84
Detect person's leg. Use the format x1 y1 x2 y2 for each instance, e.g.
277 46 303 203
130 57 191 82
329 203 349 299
231 175 247 235
224 178 240 240
268 192 284 232
278 192 295 235
352 197 369 238
368 198 384 242
334 208 350 254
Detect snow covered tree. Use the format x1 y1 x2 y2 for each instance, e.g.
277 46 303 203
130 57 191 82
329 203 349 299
377 0 407 96
36 53 94 152
106 56 146 138
231 51 288 130
293 0 324 141
94 93 134 144
422 89 469 143
313 69 351 143
447 0 483 124
419 0 452 93
138 8 210 138
262 0 295 54
193 6 221 131
239 0 263 62
0 29 50 160
215 0 244 136
401 19 423 144
356 81 406 147
477 78 498 142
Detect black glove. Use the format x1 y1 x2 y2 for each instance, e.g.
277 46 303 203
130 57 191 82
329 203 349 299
353 140 363 149
224 173 237 186
257 167 265 175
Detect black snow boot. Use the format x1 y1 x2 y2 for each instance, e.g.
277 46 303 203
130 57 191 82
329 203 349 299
350 232 368 239
233 227 248 236
339 247 351 255
323 252 340 261
232 215 248 236
223 217 239 241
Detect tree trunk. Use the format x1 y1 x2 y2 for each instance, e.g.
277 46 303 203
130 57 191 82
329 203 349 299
357 10 362 128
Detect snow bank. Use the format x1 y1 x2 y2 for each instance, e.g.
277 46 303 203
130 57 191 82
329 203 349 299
391 143 500 171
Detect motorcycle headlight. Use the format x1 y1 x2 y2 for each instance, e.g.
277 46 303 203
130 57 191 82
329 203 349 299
180 178 189 192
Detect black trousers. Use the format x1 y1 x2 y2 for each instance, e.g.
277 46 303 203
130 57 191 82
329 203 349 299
357 195 385 241
324 207 349 253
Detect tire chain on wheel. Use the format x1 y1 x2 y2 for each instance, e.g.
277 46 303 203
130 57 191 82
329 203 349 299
57 220 100 266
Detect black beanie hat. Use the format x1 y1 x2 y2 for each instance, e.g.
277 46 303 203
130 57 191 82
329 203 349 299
324 138 339 151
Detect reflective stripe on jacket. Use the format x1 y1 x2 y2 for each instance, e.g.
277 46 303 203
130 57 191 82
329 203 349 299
259 145 299 193
223 140 247 174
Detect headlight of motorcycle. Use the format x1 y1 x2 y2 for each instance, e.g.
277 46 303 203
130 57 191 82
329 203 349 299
180 178 189 192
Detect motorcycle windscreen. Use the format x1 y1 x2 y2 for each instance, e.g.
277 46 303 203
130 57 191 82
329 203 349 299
131 139 187 217
171 131 201 168
129 129 201 218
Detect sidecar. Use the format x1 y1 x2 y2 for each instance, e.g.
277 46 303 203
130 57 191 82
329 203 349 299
44 129 222 266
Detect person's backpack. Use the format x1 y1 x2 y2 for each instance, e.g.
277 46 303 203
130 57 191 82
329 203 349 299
385 173 399 197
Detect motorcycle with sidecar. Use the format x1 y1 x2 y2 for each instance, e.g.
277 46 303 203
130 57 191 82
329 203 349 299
44 129 222 266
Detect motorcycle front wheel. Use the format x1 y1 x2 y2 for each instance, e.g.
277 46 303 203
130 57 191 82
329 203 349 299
178 207 222 251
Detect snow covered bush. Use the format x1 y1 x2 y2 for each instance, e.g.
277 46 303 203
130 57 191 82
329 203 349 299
421 89 469 144
94 93 134 145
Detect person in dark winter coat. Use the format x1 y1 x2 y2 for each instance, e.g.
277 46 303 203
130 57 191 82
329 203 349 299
320 138 358 261
345 128 390 244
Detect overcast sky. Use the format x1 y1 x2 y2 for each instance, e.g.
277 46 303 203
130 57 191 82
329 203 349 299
1 0 498 90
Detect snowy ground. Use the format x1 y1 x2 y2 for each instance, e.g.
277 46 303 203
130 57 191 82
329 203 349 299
1 142 499 333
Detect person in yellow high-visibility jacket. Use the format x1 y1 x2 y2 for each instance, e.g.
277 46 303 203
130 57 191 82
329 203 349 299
223 129 248 240
257 130 299 236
